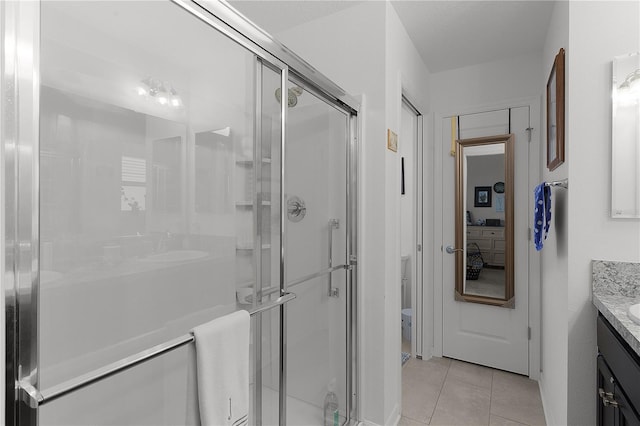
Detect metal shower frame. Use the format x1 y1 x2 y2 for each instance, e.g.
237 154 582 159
1 0 360 424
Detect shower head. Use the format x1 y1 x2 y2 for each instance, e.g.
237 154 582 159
275 86 303 108
290 86 303 97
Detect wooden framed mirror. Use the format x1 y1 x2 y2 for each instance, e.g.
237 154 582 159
454 134 514 307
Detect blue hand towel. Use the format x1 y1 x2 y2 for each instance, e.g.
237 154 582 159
533 182 552 251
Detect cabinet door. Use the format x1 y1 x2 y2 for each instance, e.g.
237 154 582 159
598 355 617 426
615 384 640 426
597 355 640 426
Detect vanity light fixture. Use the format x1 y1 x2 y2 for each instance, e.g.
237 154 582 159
619 68 640 93
137 77 183 108
169 88 182 107
617 68 640 105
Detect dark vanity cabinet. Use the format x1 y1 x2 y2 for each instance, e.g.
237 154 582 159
597 315 640 426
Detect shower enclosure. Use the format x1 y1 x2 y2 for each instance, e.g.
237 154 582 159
2 1 358 425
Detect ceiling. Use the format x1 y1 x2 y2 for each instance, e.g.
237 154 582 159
228 0 555 73
391 1 555 72
227 1 365 33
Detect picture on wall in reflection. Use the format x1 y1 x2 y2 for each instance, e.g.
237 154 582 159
474 186 492 207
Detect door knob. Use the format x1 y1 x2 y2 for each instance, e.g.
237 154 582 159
445 245 463 254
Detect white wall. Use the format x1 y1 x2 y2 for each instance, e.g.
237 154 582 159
385 3 431 423
539 2 640 424
430 52 542 114
566 2 640 424
538 2 569 425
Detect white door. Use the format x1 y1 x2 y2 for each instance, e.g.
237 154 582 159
441 107 530 375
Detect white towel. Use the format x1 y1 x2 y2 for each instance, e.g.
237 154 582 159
192 310 250 426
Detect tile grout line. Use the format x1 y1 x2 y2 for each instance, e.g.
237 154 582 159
488 369 495 426
400 359 439 425
426 360 451 424
489 371 540 426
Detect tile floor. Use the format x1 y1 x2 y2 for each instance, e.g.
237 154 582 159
400 356 546 426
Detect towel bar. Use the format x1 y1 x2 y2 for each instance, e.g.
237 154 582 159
244 264 350 303
19 292 297 408
545 178 568 189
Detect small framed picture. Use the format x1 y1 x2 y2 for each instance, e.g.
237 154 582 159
474 186 492 207
387 129 398 152
547 48 565 171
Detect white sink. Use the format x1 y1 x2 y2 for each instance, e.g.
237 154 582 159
628 304 640 326
139 250 208 263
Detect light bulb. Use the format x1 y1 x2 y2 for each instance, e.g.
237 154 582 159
616 69 640 106
168 87 182 108
136 86 148 96
156 82 169 105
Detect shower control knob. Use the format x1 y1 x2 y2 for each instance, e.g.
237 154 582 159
287 196 306 222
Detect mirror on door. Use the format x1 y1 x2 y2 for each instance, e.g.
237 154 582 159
454 134 514 307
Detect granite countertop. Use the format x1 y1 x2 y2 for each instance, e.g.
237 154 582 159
592 260 640 357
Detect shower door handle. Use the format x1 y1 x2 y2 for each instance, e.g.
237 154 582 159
328 219 340 297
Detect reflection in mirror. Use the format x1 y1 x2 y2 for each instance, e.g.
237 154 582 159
152 136 182 213
37 2 267 411
195 129 232 214
455 134 514 308
612 52 640 218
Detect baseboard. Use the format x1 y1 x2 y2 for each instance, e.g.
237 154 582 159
538 373 556 426
387 403 401 426
357 420 382 426
358 403 400 426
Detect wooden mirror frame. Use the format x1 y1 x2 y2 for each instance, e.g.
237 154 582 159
454 134 514 308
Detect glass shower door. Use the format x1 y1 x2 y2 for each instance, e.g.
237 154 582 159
7 1 356 424
36 1 284 424
284 81 350 425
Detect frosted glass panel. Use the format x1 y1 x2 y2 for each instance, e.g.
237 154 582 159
40 346 199 425
39 2 281 423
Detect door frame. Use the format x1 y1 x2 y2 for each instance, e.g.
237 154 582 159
400 94 424 358
432 96 541 380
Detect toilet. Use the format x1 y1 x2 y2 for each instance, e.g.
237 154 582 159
401 308 412 341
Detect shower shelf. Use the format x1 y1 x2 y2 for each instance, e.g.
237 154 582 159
236 244 271 251
236 158 272 166
236 201 271 207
